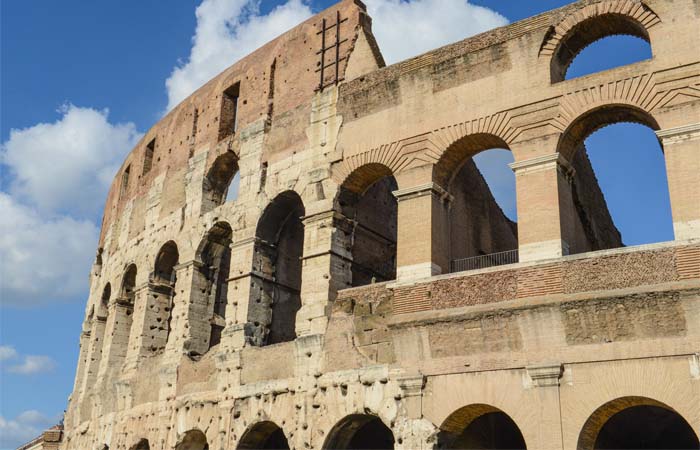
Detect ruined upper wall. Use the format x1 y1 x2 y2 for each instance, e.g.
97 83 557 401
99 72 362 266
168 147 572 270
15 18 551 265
99 0 382 247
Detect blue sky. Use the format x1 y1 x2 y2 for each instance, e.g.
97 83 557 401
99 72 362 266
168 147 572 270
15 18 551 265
0 0 673 448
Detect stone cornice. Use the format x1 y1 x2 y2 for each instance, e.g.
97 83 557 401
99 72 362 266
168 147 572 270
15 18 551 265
656 123 700 145
509 153 575 179
392 182 452 202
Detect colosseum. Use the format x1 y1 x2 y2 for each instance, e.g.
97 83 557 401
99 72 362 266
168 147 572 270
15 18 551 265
59 0 700 449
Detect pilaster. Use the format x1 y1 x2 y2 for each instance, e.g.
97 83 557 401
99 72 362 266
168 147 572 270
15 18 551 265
656 123 700 241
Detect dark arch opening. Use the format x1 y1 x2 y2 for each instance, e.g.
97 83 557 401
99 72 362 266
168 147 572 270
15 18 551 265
248 191 305 346
551 13 652 82
202 150 239 213
193 222 233 353
323 414 394 450
129 439 150 450
238 421 290 450
100 283 111 311
578 397 699 450
557 105 672 254
176 429 209 450
438 405 526 450
338 164 398 288
121 264 137 303
436 134 518 273
153 241 179 345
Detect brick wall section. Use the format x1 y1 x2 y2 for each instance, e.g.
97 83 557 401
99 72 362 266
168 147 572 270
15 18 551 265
343 244 700 316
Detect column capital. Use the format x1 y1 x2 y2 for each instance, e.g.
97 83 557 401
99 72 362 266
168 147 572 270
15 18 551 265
230 236 257 250
510 153 574 175
655 123 700 145
392 182 452 203
526 363 563 387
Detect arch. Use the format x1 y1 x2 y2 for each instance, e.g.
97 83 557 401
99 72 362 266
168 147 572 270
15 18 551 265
434 134 519 272
438 404 526 449
153 241 179 344
540 0 660 82
100 283 111 309
128 439 150 450
323 414 394 450
193 221 233 352
120 264 137 303
577 396 699 450
176 429 209 450
558 103 660 161
337 164 398 287
154 241 179 284
237 421 290 450
202 150 239 212
248 191 305 346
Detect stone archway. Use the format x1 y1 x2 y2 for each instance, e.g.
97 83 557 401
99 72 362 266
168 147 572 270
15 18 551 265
323 414 394 450
437 404 526 450
237 421 289 450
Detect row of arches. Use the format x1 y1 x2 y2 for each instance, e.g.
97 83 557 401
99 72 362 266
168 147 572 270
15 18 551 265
121 396 699 450
92 104 677 360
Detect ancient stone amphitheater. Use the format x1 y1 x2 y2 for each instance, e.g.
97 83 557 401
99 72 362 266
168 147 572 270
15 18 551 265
61 0 700 449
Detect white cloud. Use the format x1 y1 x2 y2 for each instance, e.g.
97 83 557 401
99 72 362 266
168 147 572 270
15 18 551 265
7 355 56 375
165 0 313 111
0 345 17 362
0 193 98 306
1 104 141 217
365 0 509 64
0 410 56 449
0 105 139 307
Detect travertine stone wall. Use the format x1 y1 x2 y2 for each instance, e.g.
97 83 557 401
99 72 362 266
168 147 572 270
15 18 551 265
62 0 700 449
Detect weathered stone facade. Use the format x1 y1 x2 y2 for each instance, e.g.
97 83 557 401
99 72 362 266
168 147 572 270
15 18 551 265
62 0 700 449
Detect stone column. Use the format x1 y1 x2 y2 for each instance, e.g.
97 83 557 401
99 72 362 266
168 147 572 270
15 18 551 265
221 236 257 350
164 261 199 357
296 210 353 337
525 363 565 450
124 282 171 368
656 124 700 241
510 153 576 262
393 182 452 281
393 371 438 450
96 297 134 380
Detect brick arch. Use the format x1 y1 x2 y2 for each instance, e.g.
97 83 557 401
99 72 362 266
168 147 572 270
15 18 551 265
438 403 527 449
322 413 394 450
332 146 405 193
540 0 660 82
576 396 699 450
556 102 660 161
237 421 289 450
433 133 512 188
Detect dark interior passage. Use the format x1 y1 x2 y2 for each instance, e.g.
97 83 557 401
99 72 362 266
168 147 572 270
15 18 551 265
238 421 290 450
324 414 394 450
593 405 699 450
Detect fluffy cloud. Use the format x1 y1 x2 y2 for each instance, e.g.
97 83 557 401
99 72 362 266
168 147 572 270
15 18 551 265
165 0 313 110
0 410 57 449
1 105 138 306
7 355 57 375
0 345 18 362
2 104 141 216
0 193 98 306
365 0 509 64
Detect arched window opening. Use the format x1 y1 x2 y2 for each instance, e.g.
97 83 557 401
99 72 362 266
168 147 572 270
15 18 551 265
202 151 239 213
323 414 394 450
578 397 699 450
550 14 653 82
558 106 672 254
100 283 111 312
129 439 150 450
248 191 305 346
438 405 526 450
238 421 290 450
153 241 179 346
193 222 233 353
438 135 518 273
566 35 651 80
338 164 398 288
121 264 137 304
176 429 209 450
